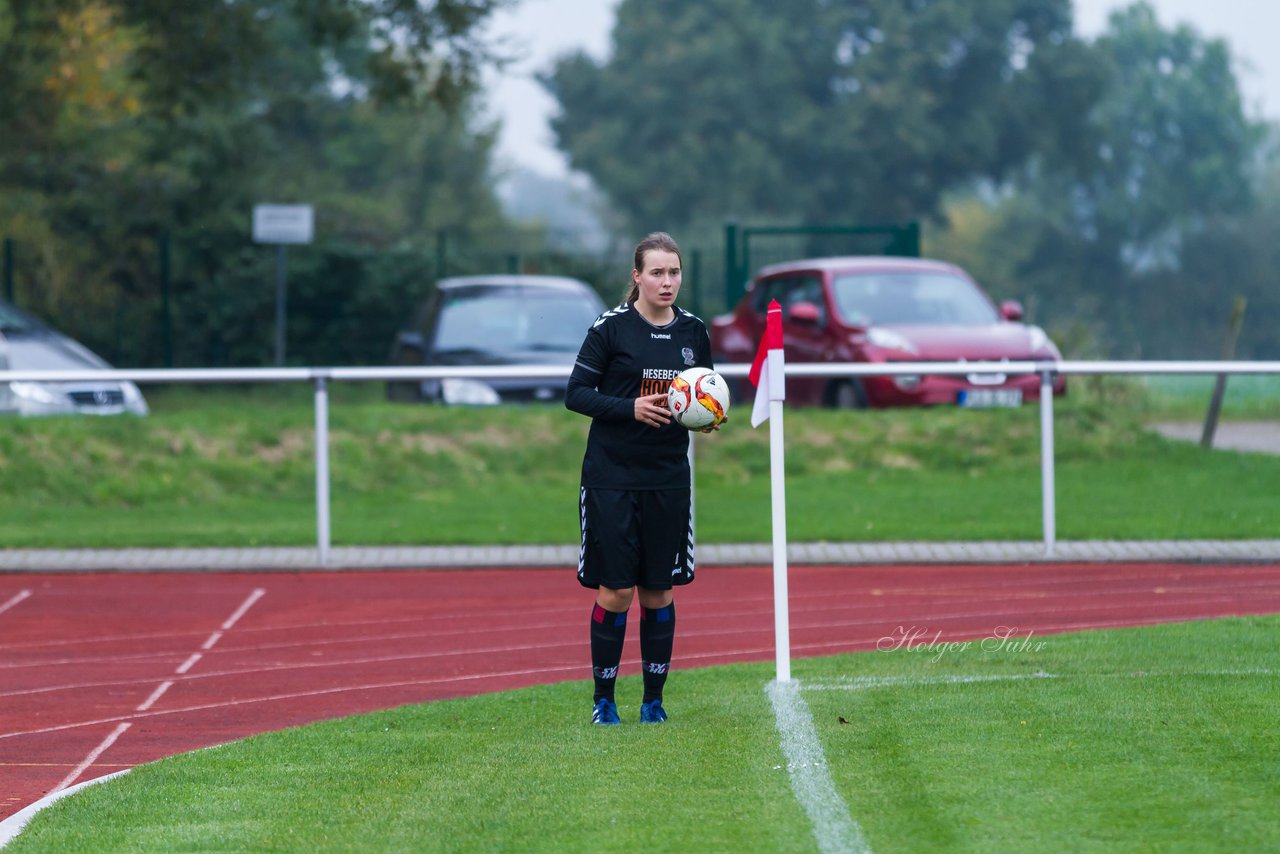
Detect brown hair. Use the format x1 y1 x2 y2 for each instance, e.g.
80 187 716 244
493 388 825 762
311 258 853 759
625 231 682 303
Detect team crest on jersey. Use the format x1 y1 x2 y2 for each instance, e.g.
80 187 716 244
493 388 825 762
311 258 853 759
681 347 695 365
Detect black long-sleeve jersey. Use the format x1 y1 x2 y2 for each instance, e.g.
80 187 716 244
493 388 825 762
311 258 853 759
565 301 714 490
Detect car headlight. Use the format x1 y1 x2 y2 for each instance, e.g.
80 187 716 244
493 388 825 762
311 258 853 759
1028 326 1051 354
867 327 919 355
441 378 501 406
10 381 70 407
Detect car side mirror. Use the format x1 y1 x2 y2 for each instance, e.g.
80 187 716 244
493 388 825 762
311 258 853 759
999 300 1024 321
789 301 821 325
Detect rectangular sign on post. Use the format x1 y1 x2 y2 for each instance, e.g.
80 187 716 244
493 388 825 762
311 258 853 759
253 205 314 245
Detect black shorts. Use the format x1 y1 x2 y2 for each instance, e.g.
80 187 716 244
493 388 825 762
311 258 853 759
577 486 695 590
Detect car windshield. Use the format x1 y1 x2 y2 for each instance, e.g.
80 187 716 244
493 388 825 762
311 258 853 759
832 272 999 326
433 289 601 355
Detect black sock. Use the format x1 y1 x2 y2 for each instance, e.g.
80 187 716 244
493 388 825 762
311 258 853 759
590 603 627 703
640 603 675 704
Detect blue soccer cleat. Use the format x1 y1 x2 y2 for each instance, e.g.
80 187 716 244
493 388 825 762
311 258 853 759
592 698 620 725
639 699 668 723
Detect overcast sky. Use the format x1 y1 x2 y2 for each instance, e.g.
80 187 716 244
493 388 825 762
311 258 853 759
481 0 1279 179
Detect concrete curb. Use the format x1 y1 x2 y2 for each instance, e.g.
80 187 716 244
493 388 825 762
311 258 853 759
2 541 1279 572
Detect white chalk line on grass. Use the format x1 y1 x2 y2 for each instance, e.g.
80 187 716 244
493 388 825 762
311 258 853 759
768 667 1278 853
0 770 131 848
768 680 872 854
803 668 1277 692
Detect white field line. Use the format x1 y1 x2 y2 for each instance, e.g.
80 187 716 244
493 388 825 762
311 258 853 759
35 589 270 800
0 661 587 740
1 563 1272 656
5 582 1269 673
2 606 1271 701
50 722 131 794
802 669 1277 691
0 770 130 847
767 680 871 854
769 667 1277 853
0 590 32 616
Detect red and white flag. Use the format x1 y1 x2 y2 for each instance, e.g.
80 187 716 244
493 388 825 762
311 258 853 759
749 299 785 428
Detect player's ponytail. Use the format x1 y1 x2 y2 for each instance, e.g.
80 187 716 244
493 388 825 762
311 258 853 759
626 231 682 303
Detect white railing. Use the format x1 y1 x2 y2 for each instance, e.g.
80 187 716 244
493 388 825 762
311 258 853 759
4 360 1278 564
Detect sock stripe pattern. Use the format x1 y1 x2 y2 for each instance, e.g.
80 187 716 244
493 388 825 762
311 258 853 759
641 603 676 704
590 604 627 703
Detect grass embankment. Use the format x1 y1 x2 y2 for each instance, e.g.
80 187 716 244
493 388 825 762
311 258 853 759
1 378 1277 548
12 616 1279 852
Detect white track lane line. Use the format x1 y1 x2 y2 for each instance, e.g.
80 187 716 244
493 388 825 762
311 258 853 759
136 680 173 712
51 722 131 794
10 579 1271 673
33 588 271 802
3 602 1275 700
176 653 203 674
0 662 588 740
221 589 266 631
0 589 32 616
768 680 871 854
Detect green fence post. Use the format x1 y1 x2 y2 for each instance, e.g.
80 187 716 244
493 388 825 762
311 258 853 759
160 233 173 367
2 238 13 303
723 222 738 311
903 221 921 257
688 248 702 318
507 253 520 274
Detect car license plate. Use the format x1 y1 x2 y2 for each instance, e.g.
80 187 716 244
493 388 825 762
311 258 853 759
957 388 1022 408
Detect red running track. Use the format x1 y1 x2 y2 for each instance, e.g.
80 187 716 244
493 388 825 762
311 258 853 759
3 561 1280 819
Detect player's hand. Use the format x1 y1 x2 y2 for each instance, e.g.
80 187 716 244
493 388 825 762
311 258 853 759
699 415 727 433
634 392 671 428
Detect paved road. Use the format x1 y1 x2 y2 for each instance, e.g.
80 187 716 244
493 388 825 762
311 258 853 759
1150 420 1280 455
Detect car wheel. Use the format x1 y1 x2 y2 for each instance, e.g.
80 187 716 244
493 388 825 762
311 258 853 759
826 379 868 410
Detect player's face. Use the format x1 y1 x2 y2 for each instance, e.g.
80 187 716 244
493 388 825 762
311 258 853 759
633 249 682 314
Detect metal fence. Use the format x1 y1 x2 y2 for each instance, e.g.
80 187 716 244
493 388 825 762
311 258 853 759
3 360 1278 565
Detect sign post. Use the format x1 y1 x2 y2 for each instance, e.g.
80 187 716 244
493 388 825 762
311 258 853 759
252 204 314 366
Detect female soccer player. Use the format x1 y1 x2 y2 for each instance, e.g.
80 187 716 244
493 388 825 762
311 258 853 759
565 231 720 725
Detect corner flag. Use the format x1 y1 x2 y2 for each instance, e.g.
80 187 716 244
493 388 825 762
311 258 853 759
750 300 785 428
748 299 792 681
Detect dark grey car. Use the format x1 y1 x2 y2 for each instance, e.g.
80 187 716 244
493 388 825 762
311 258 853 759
387 275 607 404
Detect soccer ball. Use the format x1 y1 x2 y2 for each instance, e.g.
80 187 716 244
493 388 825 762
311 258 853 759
668 367 730 430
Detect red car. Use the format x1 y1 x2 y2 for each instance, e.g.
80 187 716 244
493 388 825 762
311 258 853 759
710 256 1065 408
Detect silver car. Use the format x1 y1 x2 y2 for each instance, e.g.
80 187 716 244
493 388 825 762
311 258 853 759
0 300 149 416
387 275 607 405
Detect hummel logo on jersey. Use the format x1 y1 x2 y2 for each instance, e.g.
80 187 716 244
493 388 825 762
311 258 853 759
651 332 671 339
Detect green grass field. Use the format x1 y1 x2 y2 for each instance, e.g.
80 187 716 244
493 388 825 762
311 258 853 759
12 616 1279 852
0 379 1277 548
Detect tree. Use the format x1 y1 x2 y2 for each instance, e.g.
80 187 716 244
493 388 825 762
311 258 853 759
543 0 1101 235
933 2 1264 357
0 0 511 365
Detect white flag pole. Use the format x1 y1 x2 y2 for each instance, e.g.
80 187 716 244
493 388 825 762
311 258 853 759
766 348 791 682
